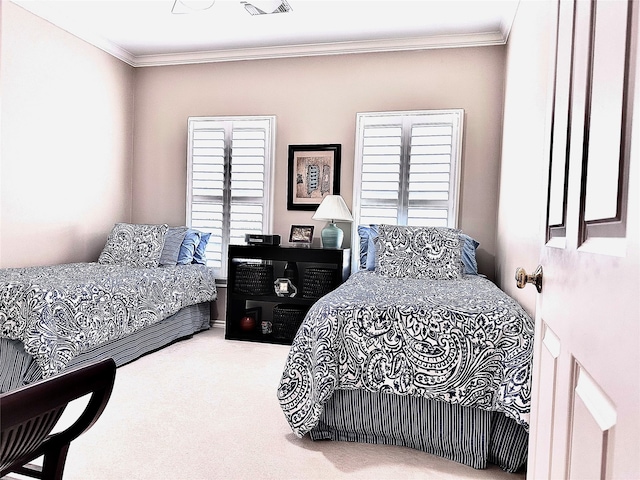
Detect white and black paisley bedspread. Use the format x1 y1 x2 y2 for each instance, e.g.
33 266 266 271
278 271 534 437
0 263 217 378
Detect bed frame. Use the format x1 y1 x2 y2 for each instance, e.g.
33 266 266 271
0 302 211 393
311 389 528 473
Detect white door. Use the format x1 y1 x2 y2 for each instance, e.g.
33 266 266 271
526 0 639 479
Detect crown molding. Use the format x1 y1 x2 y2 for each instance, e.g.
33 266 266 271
131 32 507 67
82 37 138 67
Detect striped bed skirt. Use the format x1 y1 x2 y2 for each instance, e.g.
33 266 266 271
0 302 212 393
310 388 528 473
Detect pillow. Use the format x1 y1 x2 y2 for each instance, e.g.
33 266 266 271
177 229 202 265
361 223 479 275
98 223 168 268
460 233 480 275
375 225 463 280
192 232 211 265
357 225 379 271
159 226 189 266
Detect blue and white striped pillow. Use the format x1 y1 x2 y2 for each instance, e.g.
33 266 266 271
159 226 189 266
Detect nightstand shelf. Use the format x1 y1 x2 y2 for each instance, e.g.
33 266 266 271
225 245 350 344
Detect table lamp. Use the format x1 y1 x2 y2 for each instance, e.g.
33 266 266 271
312 195 353 249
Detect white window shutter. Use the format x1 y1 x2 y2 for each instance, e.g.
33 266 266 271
353 110 463 269
189 120 226 271
359 123 402 225
187 116 275 278
407 118 459 227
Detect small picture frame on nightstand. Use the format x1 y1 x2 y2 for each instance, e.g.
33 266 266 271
289 225 314 245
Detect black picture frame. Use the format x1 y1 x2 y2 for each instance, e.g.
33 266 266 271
244 307 262 323
289 225 314 244
287 144 341 211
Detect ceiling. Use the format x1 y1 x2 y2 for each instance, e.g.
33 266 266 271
11 0 520 67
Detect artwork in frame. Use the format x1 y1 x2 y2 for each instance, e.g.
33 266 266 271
289 225 314 244
287 144 341 210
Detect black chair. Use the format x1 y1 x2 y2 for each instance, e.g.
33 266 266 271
1 358 116 480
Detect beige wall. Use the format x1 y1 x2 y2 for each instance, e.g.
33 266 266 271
0 2 135 268
1 3 508 278
496 0 556 315
133 46 506 278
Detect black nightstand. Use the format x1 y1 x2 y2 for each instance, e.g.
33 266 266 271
225 245 351 344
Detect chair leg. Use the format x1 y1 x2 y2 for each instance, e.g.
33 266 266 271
40 444 70 480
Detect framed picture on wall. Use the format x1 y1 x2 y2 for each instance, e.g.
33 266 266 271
287 144 341 211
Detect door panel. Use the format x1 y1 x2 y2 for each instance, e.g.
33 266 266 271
547 0 575 235
584 0 629 223
568 364 617 479
529 322 560 479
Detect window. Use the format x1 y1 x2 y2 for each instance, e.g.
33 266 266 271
186 116 275 279
352 109 464 231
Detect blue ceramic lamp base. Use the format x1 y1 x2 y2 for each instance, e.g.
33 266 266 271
321 223 343 249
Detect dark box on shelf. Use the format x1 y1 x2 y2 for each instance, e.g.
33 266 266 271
272 304 306 342
234 263 274 295
302 267 335 298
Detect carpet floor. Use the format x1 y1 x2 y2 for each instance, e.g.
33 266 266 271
53 326 526 480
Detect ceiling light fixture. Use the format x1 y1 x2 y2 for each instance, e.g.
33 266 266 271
171 0 216 14
241 0 292 16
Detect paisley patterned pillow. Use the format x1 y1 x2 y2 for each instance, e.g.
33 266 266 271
98 223 168 268
375 225 463 279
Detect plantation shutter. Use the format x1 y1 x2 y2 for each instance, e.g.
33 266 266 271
187 116 274 278
354 110 463 229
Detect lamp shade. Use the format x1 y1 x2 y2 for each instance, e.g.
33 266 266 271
312 195 354 223
312 195 353 249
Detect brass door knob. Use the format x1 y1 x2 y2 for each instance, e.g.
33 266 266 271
515 265 543 293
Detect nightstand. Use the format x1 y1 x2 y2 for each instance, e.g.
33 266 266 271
225 245 351 344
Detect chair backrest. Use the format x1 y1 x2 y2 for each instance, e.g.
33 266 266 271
0 358 116 479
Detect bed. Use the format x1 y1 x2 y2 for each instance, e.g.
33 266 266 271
0 223 217 393
277 225 533 473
